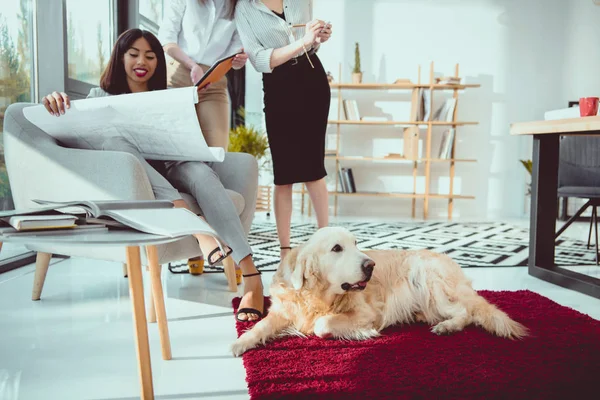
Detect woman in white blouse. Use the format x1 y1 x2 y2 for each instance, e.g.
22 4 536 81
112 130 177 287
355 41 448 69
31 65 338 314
159 0 249 150
160 1 268 323
234 0 332 261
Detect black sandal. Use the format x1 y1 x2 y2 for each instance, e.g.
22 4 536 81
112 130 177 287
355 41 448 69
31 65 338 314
206 245 233 266
235 272 264 322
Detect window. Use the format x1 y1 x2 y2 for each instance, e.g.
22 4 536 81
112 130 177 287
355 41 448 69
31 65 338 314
0 0 36 267
0 0 36 211
139 0 164 34
65 0 115 91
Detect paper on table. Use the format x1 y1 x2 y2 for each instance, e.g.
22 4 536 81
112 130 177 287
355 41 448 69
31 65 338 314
23 87 225 162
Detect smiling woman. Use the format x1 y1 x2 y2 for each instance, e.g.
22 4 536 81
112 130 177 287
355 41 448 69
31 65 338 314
99 29 166 95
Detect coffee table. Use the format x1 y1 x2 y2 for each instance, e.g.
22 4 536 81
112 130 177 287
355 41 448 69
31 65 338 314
0 228 187 400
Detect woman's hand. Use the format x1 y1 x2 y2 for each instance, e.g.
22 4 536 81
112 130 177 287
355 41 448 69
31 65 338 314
316 22 332 44
42 91 70 116
232 50 249 70
196 82 211 95
302 20 326 48
190 64 204 85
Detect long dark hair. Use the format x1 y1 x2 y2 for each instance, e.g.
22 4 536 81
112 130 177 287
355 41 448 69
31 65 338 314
199 0 238 19
100 29 167 95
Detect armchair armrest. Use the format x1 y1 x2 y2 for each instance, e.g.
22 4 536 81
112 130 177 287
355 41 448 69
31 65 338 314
4 132 155 209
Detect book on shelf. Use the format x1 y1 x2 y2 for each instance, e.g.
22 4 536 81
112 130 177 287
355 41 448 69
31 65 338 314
0 200 225 242
431 98 457 122
345 168 357 193
411 88 423 122
329 98 346 120
337 167 357 193
421 90 432 121
438 128 456 159
435 76 462 85
343 100 361 121
337 164 348 193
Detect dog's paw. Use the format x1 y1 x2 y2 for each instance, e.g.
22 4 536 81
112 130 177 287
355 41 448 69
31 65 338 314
231 337 258 357
431 321 459 335
314 316 333 339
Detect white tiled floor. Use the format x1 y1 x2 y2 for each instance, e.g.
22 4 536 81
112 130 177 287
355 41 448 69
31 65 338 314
1 216 599 400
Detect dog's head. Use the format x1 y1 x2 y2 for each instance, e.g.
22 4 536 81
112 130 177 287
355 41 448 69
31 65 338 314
285 227 375 295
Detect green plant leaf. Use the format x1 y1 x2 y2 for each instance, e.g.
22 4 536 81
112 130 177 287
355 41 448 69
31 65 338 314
519 159 532 175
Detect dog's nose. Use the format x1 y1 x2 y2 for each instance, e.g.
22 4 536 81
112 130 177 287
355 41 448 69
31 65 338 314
361 259 375 276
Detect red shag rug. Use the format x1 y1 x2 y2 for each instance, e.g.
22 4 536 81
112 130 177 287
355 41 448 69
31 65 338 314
232 290 600 400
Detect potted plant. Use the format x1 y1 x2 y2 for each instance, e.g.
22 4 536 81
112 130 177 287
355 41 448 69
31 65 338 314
352 42 363 84
228 107 270 170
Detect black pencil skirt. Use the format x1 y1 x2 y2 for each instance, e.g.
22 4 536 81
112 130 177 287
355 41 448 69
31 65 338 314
262 52 331 186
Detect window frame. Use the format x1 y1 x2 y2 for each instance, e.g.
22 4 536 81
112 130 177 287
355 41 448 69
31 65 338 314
0 0 40 270
62 0 119 98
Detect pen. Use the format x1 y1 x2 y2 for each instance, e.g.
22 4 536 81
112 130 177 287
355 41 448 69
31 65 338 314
292 21 331 29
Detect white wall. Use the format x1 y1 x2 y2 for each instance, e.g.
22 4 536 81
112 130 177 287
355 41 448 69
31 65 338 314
562 0 600 102
245 0 598 220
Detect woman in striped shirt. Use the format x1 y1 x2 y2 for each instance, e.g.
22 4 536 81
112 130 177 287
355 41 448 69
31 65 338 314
234 0 333 261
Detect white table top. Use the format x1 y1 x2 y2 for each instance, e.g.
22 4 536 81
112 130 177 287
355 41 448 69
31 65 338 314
0 227 185 247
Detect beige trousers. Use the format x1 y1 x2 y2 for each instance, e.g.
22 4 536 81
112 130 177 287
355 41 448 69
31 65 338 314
166 58 230 150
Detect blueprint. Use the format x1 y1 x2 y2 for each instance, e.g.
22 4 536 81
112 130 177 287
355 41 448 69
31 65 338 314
23 87 225 162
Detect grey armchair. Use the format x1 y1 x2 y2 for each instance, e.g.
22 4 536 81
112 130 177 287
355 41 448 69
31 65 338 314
2 102 258 327
554 135 600 264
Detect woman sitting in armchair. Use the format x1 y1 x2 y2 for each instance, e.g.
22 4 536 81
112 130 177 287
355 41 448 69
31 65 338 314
41 28 264 322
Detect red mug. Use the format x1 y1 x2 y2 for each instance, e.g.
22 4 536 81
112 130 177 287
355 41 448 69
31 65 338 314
579 97 599 117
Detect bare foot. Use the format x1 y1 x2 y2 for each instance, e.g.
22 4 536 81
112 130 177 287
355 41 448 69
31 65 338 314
236 273 264 322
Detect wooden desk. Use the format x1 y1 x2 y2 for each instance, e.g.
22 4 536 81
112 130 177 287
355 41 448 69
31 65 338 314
511 115 600 299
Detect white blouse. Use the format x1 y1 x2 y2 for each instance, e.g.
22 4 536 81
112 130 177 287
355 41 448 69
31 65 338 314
234 0 314 73
158 0 243 66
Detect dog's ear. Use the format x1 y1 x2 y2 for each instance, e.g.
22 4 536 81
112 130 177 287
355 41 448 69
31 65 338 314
290 247 314 291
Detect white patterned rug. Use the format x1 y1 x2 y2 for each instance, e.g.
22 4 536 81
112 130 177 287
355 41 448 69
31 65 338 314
168 221 599 273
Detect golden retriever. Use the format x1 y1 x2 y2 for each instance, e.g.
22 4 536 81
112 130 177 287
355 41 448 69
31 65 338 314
232 227 527 357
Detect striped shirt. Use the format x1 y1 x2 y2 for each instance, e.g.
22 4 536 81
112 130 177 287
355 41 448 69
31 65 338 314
234 0 314 73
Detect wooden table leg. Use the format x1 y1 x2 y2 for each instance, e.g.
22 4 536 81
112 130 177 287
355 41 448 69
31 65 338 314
146 245 172 360
222 256 238 292
32 252 52 301
147 277 157 324
126 246 154 400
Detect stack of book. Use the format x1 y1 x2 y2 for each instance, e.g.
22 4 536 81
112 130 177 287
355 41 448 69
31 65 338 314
435 76 462 85
338 167 357 193
0 200 223 242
